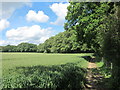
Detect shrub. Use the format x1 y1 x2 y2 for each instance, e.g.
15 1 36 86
2 63 86 89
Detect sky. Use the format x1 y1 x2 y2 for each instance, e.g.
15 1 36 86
0 1 69 46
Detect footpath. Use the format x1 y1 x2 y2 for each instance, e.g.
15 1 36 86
85 62 105 90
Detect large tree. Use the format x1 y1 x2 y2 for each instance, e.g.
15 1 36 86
65 2 120 88
64 2 113 55
102 3 120 88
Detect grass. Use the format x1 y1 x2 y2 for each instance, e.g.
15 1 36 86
2 53 92 76
96 61 104 67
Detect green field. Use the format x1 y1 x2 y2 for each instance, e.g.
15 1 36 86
2 53 93 88
2 53 92 75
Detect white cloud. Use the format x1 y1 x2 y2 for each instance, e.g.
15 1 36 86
0 40 8 46
6 25 53 45
0 1 32 19
50 3 69 26
0 19 10 31
26 10 49 22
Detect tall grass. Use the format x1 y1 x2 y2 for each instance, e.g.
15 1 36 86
2 53 91 75
2 53 92 89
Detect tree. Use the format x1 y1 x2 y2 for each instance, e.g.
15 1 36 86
64 2 112 55
65 2 120 88
37 30 87 53
2 45 17 52
102 2 120 89
17 43 37 52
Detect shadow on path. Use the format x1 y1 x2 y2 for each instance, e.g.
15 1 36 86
81 56 101 63
84 57 108 90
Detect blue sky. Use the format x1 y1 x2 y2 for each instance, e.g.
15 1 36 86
0 2 69 45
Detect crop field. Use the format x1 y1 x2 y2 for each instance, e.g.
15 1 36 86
2 53 92 75
1 53 92 88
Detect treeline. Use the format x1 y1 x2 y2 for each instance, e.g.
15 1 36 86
1 30 94 53
37 30 94 53
0 43 37 52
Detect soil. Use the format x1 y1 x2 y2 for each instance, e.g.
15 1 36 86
85 62 105 90
88 62 97 69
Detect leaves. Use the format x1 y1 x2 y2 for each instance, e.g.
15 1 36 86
37 30 84 53
2 63 86 89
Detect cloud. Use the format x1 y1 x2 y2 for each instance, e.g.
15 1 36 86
0 1 32 19
26 10 49 22
50 3 69 26
5 25 53 45
0 40 8 46
0 19 10 31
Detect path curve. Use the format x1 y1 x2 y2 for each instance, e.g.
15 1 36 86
88 62 97 68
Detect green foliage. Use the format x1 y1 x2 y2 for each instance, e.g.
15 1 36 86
91 65 112 88
17 43 37 52
96 61 104 68
2 43 37 52
101 3 120 89
92 66 111 78
2 45 17 52
2 53 90 76
64 2 114 55
37 30 94 53
37 30 81 53
0 46 3 52
2 53 90 89
2 63 86 89
65 2 120 89
1 1 120 89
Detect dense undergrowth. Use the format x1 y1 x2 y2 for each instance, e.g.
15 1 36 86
2 63 87 89
91 64 113 89
84 55 114 89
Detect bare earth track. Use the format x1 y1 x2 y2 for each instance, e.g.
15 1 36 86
88 62 97 69
85 62 105 90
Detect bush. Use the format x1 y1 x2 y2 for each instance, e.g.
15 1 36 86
2 63 86 89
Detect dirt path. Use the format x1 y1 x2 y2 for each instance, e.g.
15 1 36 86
88 62 97 68
85 62 104 90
